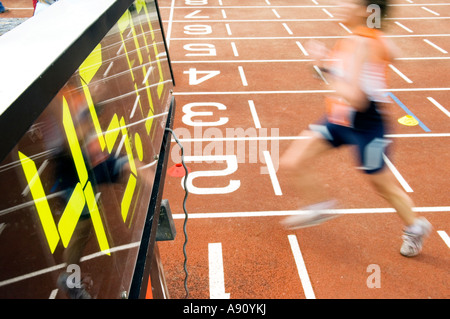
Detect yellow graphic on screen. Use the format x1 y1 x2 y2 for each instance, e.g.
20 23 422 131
79 41 139 225
117 7 167 134
19 98 111 255
79 43 106 151
19 3 169 255
18 152 60 253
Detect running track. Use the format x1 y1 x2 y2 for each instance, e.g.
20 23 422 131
157 0 449 299
2 0 447 300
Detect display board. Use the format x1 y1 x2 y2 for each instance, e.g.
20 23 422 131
0 0 174 299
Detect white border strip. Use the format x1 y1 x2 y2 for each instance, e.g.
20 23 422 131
263 151 282 196
238 66 248 86
170 34 450 40
437 231 450 248
423 39 448 53
389 64 413 83
172 206 450 219
172 56 450 63
383 154 413 193
0 242 140 288
173 87 450 95
288 235 316 299
427 97 450 117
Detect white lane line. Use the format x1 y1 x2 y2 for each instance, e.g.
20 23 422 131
423 39 448 53
21 159 49 197
272 8 281 18
248 100 262 128
142 66 154 84
175 87 450 96
225 23 232 35
421 6 440 16
166 0 176 48
221 9 227 19
296 41 309 56
288 235 316 299
129 94 140 118
172 206 450 220
322 8 334 18
313 65 329 84
0 242 140 287
168 17 450 23
172 56 450 63
170 34 450 40
49 289 58 299
209 243 230 299
238 66 248 86
174 206 450 219
173 88 450 95
383 155 414 193
265 0 271 5
231 42 239 56
427 97 450 117
395 21 414 33
282 23 294 35
437 231 450 248
388 64 413 83
103 61 114 78
263 151 282 196
339 22 352 34
161 4 450 9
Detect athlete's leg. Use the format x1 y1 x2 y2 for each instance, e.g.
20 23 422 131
367 167 431 257
368 168 416 225
279 129 334 205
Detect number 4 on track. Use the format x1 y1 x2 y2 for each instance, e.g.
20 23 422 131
184 68 220 85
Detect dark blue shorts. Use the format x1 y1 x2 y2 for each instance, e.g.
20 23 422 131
309 118 391 174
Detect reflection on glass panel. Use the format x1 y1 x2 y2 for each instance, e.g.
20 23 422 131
0 0 173 298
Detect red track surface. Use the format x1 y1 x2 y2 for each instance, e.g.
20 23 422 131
157 0 449 299
2 0 447 300
0 0 34 18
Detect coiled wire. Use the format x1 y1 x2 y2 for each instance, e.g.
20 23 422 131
165 128 189 299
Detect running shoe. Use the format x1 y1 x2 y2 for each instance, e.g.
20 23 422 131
400 217 432 257
281 200 337 230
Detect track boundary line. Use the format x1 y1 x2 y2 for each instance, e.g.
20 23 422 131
169 34 450 40
166 17 450 22
172 57 450 63
172 206 450 219
173 88 450 95
160 4 450 9
288 235 316 299
171 133 450 144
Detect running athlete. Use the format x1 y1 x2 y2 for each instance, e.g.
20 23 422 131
279 0 431 257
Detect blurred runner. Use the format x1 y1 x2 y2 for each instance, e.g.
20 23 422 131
279 0 431 257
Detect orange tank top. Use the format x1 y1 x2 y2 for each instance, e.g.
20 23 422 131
325 26 391 127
